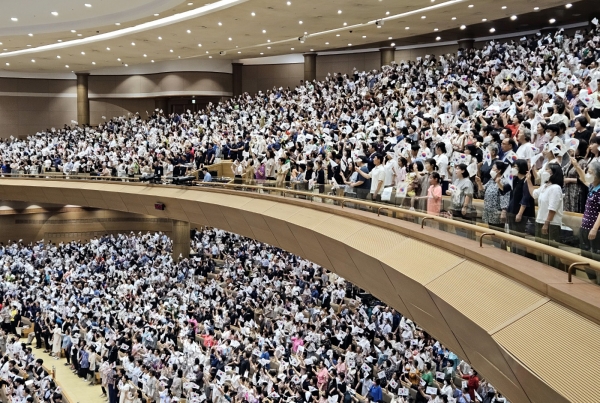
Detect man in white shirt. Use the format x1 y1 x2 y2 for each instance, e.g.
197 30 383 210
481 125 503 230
516 131 536 161
356 153 384 200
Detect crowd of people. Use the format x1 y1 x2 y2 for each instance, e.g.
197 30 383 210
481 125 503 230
0 228 507 403
1 22 600 277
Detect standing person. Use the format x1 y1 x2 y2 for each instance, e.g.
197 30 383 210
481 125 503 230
562 140 589 213
448 163 476 227
434 143 450 194
507 160 535 254
34 313 43 349
107 365 118 403
571 160 600 283
527 163 564 267
51 323 62 359
346 157 370 200
426 172 443 216
62 329 72 367
355 153 384 201
475 161 510 231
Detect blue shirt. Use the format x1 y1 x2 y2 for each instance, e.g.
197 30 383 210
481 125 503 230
203 172 212 182
369 385 382 402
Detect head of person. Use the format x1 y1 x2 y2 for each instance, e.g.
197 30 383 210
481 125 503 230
435 142 447 155
429 171 441 186
373 153 383 166
518 130 531 145
512 159 528 177
490 161 508 180
586 161 600 186
456 163 469 179
543 163 564 187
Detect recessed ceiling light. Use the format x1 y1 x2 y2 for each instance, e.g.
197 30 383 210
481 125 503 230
510 15 517 20
501 6 506 9
218 22 222 26
436 36 441 40
51 11 58 16
151 60 154 63
343 22 347 26
170 49 173 52
71 30 77 33
198 43 202 47
482 18 487 21
460 25 466 29
405 26 409 29
124 64 128 66
57 55 61 59
106 47 110 50
421 16 426 19
291 47 295 50
65 65 69 68
391 43 395 46
362 35 366 38
251 12 255 16
5 63 8 66
158 36 162 40
81 51 85 55
386 11 389 15
549 18 556 23
85 3 92 7
131 42 135 46
228 37 232 40
267 46 271 49
115 22 120 25
27 44 31 47
338 10 342 14
534 6 539 10
31 59 35 62
267 39 271 42
433 28 438 31
209 56 212 58
489 28 496 32
451 17 456 20
187 30 191 33
348 43 352 46
262 29 266 33
299 20 303 24
143 54 147 57
565 3 572 7
57 39 62 42
154 13 159 16
325 42 329 44
205 51 209 53
117 58 121 61
287 1 291 5
187 2 193 5
28 33 33 37
336 34 340 36
260 52 264 55
237 51 241 54
92 62 96 65
77 33 82 36
468 4 473 7
388 36 392 39
10 17 18 22
310 48 314 51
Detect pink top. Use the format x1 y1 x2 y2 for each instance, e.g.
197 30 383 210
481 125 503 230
427 184 442 215
291 337 304 353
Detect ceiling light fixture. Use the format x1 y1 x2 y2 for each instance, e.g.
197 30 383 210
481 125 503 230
489 27 496 32
28 33 33 36
267 46 271 49
336 34 340 36
348 43 352 46
451 17 456 20
57 40 62 42
158 36 162 40
386 11 390 15
390 43 395 46
262 29 266 33
51 11 59 16
4 63 8 66
106 47 110 50
260 52 264 55
77 33 82 36
299 20 303 24
85 3 92 7
151 60 154 62
71 30 76 33
434 28 438 31
325 42 329 44
117 58 121 61
460 24 466 29
287 1 291 5
209 56 212 58
10 17 18 22
188 2 193 5
218 22 222 26
92 61 96 65
343 22 347 26
81 51 85 55
143 54 147 57
228 37 232 40
65 65 69 68
198 43 202 46
405 26 409 29
115 22 121 25
31 59 35 62
468 4 473 7
124 64 128 66
251 12 255 16
338 10 342 14
170 49 173 52
388 36 392 39
187 29 191 33
154 13 159 16
362 35 366 38
501 6 506 9
534 6 539 10
291 47 294 50
421 16 426 19
131 42 135 45
57 55 61 58
482 18 487 21
565 3 572 7
510 15 517 20
436 36 441 40
549 18 556 23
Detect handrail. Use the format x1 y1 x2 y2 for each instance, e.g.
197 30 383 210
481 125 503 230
377 206 388 216
567 262 593 283
479 232 496 247
421 217 435 229
1 176 599 278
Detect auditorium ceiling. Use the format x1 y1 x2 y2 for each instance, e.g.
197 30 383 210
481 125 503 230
0 0 586 73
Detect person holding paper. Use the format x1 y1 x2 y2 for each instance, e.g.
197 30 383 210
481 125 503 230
355 153 384 201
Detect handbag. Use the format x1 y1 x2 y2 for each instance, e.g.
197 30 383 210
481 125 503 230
381 187 393 202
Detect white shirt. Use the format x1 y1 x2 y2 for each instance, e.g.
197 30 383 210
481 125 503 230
533 183 563 225
435 154 449 180
516 142 535 160
369 165 385 195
